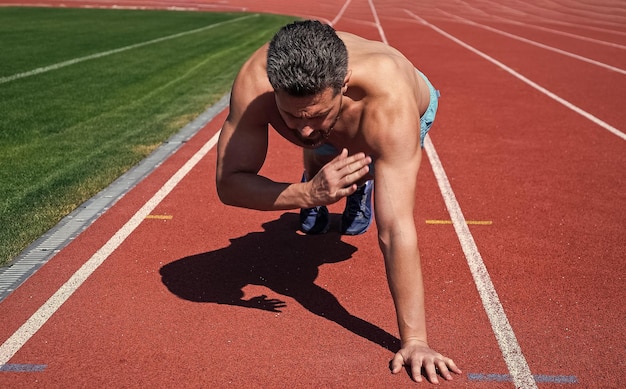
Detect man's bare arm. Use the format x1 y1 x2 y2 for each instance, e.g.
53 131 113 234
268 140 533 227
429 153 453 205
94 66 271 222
374 148 461 384
373 140 425 339
362 78 460 381
216 68 371 210
217 119 371 210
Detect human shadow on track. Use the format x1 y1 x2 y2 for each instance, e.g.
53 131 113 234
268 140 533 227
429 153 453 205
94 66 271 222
160 212 400 353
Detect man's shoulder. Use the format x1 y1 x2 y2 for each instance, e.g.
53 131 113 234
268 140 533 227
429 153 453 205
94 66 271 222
234 44 271 91
352 60 418 108
230 45 275 118
346 44 417 101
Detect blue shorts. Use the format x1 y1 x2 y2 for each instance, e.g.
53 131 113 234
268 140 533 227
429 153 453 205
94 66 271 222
314 69 440 166
417 70 440 148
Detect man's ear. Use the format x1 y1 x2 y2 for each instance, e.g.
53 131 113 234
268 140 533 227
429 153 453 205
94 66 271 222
342 70 352 93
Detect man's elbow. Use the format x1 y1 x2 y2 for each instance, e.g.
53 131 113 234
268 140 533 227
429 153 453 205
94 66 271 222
215 176 237 206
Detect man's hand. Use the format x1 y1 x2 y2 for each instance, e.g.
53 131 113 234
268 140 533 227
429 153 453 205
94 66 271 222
390 340 461 384
306 149 371 206
241 295 286 312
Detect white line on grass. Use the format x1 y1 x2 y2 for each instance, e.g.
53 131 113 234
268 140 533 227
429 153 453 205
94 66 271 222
405 10 626 142
0 14 257 85
0 130 221 367
366 3 539 388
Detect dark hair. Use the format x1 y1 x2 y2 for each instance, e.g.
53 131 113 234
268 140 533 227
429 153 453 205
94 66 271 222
267 20 348 96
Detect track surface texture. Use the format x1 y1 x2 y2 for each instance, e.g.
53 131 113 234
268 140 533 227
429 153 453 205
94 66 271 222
1 0 624 388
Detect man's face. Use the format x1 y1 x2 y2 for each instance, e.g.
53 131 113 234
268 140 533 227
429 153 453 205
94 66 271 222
275 87 342 148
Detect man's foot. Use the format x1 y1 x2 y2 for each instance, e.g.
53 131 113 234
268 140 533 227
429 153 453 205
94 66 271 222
341 180 373 235
299 172 330 234
300 205 330 234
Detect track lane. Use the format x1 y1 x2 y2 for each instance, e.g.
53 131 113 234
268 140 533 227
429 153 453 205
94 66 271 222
417 19 626 135
385 4 625 387
434 13 626 70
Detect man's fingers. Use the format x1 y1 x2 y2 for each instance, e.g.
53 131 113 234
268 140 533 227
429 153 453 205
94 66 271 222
310 149 371 204
336 184 358 198
446 357 462 374
332 149 371 170
345 155 371 172
342 165 369 188
328 150 371 189
389 353 404 375
432 357 461 381
436 359 453 380
422 362 439 384
347 159 371 174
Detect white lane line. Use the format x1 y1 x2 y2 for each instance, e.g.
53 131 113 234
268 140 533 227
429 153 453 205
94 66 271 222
0 14 256 85
405 10 626 142
448 0 626 37
0 129 222 366
367 0 388 46
486 13 626 50
504 0 626 29
438 10 626 75
368 2 538 387
330 0 352 26
496 0 626 31
423 136 538 389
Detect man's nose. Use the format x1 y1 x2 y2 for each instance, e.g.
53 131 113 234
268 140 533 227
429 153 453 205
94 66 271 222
298 122 315 137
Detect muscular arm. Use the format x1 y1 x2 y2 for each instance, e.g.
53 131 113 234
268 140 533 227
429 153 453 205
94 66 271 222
368 83 460 383
371 112 426 344
216 111 300 210
217 107 371 210
216 47 370 211
215 44 316 210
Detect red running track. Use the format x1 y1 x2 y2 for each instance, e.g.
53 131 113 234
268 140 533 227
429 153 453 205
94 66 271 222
0 0 625 387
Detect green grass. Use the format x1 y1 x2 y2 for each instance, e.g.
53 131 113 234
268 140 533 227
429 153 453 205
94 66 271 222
0 7 296 266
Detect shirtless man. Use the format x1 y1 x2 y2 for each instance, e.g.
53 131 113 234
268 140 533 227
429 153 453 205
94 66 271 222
216 20 461 384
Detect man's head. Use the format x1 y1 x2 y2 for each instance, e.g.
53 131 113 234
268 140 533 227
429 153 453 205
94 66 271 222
267 20 348 97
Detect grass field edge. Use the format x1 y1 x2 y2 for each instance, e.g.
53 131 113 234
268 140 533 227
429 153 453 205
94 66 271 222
0 93 230 302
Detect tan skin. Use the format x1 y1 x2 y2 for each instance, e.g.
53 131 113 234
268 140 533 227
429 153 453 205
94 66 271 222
216 31 461 384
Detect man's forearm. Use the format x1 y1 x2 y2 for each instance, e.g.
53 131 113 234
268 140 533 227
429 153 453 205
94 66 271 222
217 172 314 210
380 231 428 344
